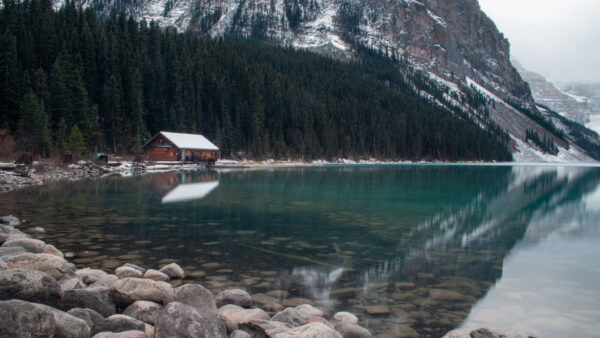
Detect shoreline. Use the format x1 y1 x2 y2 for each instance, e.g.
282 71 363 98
0 215 530 338
2 158 599 194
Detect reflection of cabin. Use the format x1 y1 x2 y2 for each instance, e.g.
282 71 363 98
143 131 219 163
144 171 220 204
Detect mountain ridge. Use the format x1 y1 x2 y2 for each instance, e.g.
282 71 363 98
47 0 600 161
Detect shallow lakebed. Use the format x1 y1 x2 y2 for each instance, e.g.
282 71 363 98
1 164 599 337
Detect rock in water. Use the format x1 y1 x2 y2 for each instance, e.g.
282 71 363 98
3 238 46 253
0 268 63 306
123 300 162 325
218 304 270 332
110 278 173 307
59 286 117 317
4 252 75 280
216 289 252 308
166 283 217 314
154 302 227 338
0 215 20 226
159 263 185 279
332 311 359 325
0 299 90 338
334 321 373 338
272 304 324 327
92 314 146 336
115 266 143 279
274 322 342 338
143 269 170 282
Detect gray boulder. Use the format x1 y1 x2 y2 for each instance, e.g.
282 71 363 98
59 273 87 291
123 300 162 325
76 268 110 285
92 331 146 338
218 304 270 332
230 330 251 338
271 304 324 327
238 319 293 337
44 244 65 258
0 245 26 259
68 308 105 328
3 238 46 253
334 322 373 338
115 266 143 279
0 268 63 306
59 286 117 317
110 277 173 307
122 263 145 273
159 263 185 279
274 322 342 338
154 301 227 338
4 252 75 280
92 314 146 336
216 289 252 308
166 283 217 314
0 215 20 226
332 311 359 325
143 269 170 282
0 299 91 338
0 260 6 270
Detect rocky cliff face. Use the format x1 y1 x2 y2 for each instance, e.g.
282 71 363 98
52 0 600 161
54 0 530 104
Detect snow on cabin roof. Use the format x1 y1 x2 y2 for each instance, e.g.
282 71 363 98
158 131 219 151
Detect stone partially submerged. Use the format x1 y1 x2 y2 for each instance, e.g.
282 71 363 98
4 252 75 280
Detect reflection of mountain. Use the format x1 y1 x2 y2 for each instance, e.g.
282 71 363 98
274 165 600 336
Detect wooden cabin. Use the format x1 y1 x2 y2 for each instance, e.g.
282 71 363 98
143 131 219 163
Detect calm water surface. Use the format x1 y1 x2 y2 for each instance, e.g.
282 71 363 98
1 165 599 337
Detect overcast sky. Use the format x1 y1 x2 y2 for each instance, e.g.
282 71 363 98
478 0 600 83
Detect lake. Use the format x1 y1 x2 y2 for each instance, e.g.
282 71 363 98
1 164 599 337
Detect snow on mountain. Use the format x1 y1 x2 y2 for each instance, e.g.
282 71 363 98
52 0 600 162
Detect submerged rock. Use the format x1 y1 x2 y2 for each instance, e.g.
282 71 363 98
334 321 373 338
271 304 323 327
159 263 185 279
429 289 465 301
115 266 143 279
154 301 227 338
0 215 20 226
0 268 63 306
332 311 359 325
275 322 342 338
143 269 170 282
216 289 252 308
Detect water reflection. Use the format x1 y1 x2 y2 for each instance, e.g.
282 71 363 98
156 171 220 204
0 165 599 337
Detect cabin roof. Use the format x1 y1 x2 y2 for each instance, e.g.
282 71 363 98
146 131 219 151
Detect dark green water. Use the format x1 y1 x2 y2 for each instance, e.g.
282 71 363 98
1 165 600 337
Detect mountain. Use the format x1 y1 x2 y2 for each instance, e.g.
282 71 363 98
514 60 600 134
43 0 600 161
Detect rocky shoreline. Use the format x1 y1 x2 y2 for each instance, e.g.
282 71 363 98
1 214 537 338
1 214 377 338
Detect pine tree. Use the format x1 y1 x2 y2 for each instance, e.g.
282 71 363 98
68 124 86 157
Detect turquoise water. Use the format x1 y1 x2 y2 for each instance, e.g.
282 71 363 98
1 165 599 337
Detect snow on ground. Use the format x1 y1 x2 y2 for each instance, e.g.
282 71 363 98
512 137 595 163
586 115 600 135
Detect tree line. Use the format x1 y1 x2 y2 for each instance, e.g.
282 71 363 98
0 0 513 161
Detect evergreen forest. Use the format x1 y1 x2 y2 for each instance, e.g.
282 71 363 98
0 0 513 161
